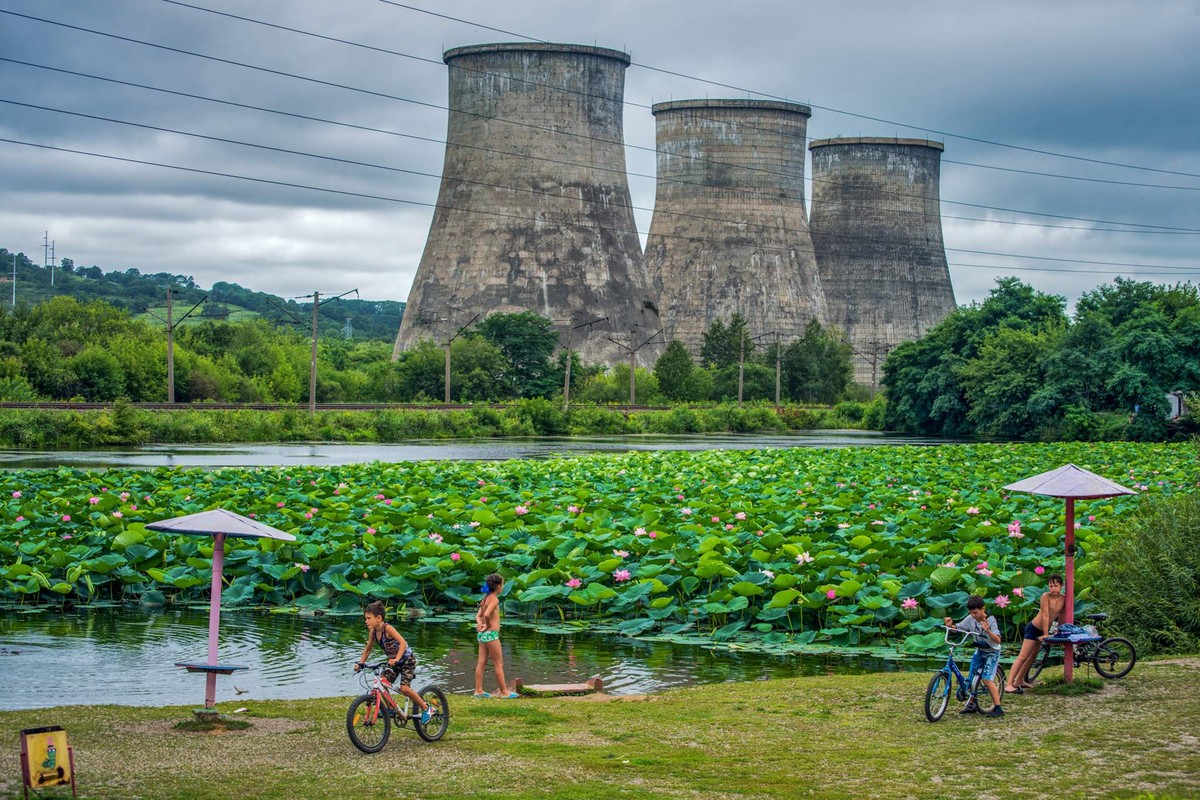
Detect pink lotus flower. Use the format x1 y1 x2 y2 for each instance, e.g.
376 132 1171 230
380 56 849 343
967 507 980 515
451 552 461 561
725 524 735 530
981 520 993 526
566 578 582 589
62 514 71 522
761 570 775 579
428 532 443 543
711 516 721 523
634 527 647 536
568 505 580 514
11 490 21 498
796 551 814 565
15 515 23 521
366 527 376 535
514 505 529 516
1088 515 1096 522
735 511 747 520
837 522 851 529
384 498 393 505
304 513 313 519
1035 566 1045 575
469 521 481 528
62 533 73 540
756 530 764 536
681 508 693 516
901 598 919 610
1073 522 1081 530
920 505 927 510
478 479 486 486
994 595 1010 608
113 511 123 519
1007 520 1022 535
1012 587 1024 597
277 502 285 508
978 568 993 577
613 569 631 583
648 531 658 539
872 520 886 526
613 549 629 558
375 494 385 500
677 494 685 501
89 496 100 505
826 589 837 599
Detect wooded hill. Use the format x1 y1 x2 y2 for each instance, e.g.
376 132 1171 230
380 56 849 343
0 247 404 341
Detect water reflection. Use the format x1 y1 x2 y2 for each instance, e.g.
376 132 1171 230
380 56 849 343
0 608 925 710
0 430 959 470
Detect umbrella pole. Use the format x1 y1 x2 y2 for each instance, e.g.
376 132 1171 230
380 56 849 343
1064 498 1075 683
206 532 226 708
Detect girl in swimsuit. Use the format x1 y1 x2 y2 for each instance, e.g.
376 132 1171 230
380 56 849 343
1006 574 1066 692
474 573 517 698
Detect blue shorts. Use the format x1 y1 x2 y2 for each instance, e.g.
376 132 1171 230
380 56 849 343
1024 622 1043 641
970 649 1000 682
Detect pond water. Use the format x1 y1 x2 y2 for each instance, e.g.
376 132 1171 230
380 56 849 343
0 430 957 470
0 607 931 710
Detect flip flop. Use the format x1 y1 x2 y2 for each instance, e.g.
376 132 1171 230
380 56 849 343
1005 686 1024 695
472 692 491 698
500 692 520 699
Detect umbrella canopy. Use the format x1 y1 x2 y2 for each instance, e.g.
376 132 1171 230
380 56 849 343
1003 464 1136 682
146 508 295 708
146 508 296 541
1002 463 1137 500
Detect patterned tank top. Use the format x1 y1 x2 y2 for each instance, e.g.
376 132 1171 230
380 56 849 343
375 626 401 659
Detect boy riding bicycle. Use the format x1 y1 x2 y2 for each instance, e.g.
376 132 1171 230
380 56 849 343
945 595 1005 718
356 600 432 724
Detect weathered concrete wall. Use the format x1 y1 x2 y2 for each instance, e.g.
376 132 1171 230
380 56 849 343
644 100 827 351
393 43 661 366
809 137 957 387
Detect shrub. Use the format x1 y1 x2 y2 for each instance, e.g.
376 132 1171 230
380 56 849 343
834 401 865 423
1090 491 1200 655
862 396 887 431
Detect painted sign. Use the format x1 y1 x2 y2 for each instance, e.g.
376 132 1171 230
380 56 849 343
19 725 75 798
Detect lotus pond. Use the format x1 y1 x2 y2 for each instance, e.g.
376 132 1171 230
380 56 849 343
1 441 1194 656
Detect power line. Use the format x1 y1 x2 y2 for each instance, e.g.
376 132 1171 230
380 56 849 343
160 0 1200 193
4 56 1197 237
3 134 1195 278
374 0 1200 181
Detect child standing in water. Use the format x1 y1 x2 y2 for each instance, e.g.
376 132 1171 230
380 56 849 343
474 573 517 698
355 600 432 723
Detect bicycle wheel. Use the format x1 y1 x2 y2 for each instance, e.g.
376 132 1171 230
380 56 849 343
1027 645 1050 681
970 669 1003 713
1092 637 1137 679
924 672 951 722
347 693 391 753
414 685 450 742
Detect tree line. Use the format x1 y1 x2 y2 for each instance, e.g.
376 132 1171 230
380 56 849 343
883 277 1199 441
0 296 859 406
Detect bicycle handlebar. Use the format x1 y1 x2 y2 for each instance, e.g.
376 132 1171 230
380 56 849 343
941 625 977 646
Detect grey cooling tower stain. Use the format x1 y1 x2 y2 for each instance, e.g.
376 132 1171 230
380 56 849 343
393 43 661 366
644 100 827 351
809 137 957 388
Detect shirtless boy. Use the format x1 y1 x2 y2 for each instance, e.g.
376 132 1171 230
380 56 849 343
1005 574 1066 692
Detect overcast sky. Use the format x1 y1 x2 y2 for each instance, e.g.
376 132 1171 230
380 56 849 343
1 0 1197 310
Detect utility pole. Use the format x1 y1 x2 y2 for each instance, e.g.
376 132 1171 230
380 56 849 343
144 287 207 403
606 327 664 408
442 312 480 404
737 330 746 406
775 332 782 409
10 252 15 307
561 316 606 411
309 291 320 415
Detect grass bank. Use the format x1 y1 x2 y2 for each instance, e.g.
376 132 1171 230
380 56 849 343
3 658 1196 799
0 400 871 448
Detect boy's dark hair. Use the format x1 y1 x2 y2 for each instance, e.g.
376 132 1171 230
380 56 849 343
966 595 986 611
364 600 386 618
1047 574 1064 585
484 573 504 593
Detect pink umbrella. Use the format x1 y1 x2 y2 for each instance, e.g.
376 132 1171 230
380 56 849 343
1003 464 1136 681
147 509 296 709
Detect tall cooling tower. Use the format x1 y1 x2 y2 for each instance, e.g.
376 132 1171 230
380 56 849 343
644 99 827 350
808 137 957 388
393 43 660 366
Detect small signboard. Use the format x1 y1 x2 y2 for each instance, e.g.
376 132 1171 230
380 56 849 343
19 725 75 799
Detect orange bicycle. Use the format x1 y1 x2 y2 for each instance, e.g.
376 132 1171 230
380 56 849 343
346 661 449 753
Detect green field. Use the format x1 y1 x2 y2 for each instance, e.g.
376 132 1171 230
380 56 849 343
2 660 1197 799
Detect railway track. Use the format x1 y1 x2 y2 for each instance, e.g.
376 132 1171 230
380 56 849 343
0 401 671 412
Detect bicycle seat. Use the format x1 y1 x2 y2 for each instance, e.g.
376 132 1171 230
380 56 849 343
1085 613 1108 621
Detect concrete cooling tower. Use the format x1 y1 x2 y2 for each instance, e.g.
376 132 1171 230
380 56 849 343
644 100 827 350
393 43 660 366
808 137 957 388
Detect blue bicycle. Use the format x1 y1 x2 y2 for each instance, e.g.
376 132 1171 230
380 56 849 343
924 626 1007 722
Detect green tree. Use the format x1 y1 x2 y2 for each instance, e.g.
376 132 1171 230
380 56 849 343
474 312 560 397
654 340 695 401
68 346 126 401
783 320 853 404
700 313 753 369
